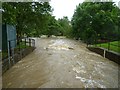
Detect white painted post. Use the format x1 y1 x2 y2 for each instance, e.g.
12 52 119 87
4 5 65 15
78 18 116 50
103 50 106 58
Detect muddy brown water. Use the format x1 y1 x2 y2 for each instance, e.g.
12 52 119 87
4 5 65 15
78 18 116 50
3 37 119 88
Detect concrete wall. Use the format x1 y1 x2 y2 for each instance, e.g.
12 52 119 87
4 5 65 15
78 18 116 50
87 47 120 65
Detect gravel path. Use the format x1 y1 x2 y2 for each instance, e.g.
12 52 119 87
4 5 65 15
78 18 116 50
3 37 119 88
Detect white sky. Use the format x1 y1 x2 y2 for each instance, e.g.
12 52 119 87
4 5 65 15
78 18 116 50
50 0 119 21
50 0 84 20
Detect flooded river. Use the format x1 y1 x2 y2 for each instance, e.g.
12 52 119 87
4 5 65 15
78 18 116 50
3 37 119 88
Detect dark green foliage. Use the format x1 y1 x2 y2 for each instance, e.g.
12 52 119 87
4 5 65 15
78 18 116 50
71 2 120 43
58 16 72 37
2 2 72 38
2 2 52 38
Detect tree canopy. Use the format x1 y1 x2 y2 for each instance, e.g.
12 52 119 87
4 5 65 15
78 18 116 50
71 2 120 44
2 2 72 38
2 2 52 38
2 1 120 44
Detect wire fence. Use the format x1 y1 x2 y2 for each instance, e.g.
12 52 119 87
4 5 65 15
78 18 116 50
2 38 35 74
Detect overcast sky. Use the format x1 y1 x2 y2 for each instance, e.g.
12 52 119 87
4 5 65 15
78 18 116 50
50 0 84 20
50 0 119 21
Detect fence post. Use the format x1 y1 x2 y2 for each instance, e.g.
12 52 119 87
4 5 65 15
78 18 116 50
34 39 35 47
31 39 32 47
103 50 106 58
11 48 15 64
25 38 26 48
19 39 22 59
18 38 20 52
108 42 110 50
8 41 11 68
29 39 31 47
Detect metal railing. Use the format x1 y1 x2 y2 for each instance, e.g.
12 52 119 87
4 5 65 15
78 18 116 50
91 40 120 54
2 38 35 74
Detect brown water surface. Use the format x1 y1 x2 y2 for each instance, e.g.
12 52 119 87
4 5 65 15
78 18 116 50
3 37 119 88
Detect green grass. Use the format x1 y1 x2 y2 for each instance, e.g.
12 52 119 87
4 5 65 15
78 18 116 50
2 41 30 59
16 41 30 49
94 41 120 53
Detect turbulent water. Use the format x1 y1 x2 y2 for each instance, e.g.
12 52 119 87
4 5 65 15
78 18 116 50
3 37 119 88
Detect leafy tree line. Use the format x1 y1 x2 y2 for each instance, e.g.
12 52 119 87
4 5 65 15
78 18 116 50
2 2 72 40
2 2 52 39
3 1 119 45
58 16 72 37
71 2 120 44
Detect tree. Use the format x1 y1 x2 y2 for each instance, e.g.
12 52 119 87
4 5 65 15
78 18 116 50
58 16 72 37
71 1 120 43
2 2 52 39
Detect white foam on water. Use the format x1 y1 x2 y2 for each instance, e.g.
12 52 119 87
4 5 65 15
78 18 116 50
75 74 106 88
48 40 71 50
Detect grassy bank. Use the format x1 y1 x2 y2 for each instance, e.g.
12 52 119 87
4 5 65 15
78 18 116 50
94 41 120 53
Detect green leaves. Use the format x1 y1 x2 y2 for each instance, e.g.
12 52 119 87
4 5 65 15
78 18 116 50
58 16 72 37
71 2 120 43
2 2 52 37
